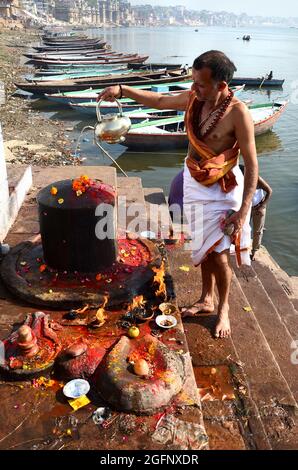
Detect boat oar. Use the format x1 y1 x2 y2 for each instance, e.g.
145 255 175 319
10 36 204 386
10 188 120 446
259 76 266 89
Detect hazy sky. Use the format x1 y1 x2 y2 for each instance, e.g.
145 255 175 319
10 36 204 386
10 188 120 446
130 1 297 18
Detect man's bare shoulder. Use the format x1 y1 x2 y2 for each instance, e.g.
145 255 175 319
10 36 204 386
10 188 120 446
230 98 252 125
230 97 249 115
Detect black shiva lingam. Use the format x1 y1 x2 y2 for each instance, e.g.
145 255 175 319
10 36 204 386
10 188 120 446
0 175 163 308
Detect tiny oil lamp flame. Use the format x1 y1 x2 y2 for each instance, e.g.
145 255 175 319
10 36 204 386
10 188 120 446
152 262 167 300
129 295 146 312
76 304 89 315
95 295 109 327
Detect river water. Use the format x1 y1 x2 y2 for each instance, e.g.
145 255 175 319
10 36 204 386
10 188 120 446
32 25 298 275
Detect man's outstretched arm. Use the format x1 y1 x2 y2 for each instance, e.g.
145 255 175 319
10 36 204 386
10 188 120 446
97 84 190 111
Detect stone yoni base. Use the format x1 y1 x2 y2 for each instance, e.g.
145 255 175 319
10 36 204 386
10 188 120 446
95 335 185 415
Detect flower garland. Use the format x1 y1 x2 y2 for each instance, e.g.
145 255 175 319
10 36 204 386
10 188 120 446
50 175 115 201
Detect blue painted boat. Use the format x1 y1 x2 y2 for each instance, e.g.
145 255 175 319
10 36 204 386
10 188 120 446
230 77 284 87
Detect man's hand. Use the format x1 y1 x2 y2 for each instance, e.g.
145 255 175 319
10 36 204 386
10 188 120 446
224 209 247 236
97 85 121 102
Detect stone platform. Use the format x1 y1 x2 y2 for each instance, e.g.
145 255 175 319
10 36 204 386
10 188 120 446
0 166 207 451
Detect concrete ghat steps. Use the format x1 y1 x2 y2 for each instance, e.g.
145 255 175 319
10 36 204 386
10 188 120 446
2 164 32 241
231 269 298 449
145 188 297 448
254 247 298 315
143 187 173 236
117 176 146 232
6 165 30 197
167 238 298 448
253 260 298 336
166 247 271 449
230 273 297 409
234 260 298 404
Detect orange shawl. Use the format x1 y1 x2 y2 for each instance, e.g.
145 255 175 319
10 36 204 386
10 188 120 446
185 92 239 193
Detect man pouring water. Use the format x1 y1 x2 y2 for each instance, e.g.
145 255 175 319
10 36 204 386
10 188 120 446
97 51 258 338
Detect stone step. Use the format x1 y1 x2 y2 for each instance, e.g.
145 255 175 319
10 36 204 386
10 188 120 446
117 176 145 205
143 187 172 237
233 263 298 405
143 187 189 242
256 248 298 307
6 165 29 196
117 176 147 233
168 246 298 448
166 246 271 449
2 164 32 241
252 259 298 338
231 272 298 449
292 299 298 313
230 272 298 405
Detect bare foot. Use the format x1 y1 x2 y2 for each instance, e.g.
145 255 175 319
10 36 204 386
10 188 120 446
214 305 231 338
181 298 214 318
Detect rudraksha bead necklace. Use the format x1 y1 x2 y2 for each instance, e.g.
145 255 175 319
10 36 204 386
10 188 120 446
197 89 234 139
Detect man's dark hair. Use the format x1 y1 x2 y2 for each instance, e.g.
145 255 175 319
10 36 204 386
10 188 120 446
193 50 237 84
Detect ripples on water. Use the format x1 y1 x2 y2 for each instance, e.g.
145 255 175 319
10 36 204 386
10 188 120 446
34 26 298 275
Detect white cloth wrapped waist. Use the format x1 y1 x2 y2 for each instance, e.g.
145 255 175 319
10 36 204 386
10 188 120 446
183 159 251 266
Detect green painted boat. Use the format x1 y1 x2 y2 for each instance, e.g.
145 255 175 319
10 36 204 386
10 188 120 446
122 101 288 150
27 68 134 82
46 80 194 105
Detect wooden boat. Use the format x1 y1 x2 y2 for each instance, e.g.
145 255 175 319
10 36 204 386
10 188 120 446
46 80 194 105
27 54 149 68
69 91 191 115
27 68 134 82
121 101 288 150
26 53 137 65
46 83 244 106
71 101 154 115
68 84 245 115
109 108 183 123
230 77 284 87
124 116 188 150
250 101 288 135
42 34 88 41
24 48 109 59
27 52 143 64
33 42 106 52
128 62 182 71
34 64 128 76
42 39 104 47
26 50 130 60
15 70 191 95
42 38 99 46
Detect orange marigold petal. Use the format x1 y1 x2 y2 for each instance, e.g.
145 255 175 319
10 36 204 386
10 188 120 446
50 186 58 196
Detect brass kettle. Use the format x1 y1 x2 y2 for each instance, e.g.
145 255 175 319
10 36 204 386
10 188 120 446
94 98 131 144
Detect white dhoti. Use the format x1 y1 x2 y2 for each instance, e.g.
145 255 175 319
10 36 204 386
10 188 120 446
183 159 251 266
